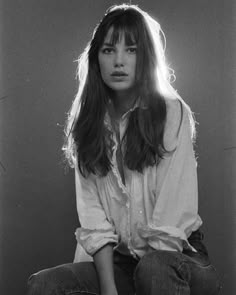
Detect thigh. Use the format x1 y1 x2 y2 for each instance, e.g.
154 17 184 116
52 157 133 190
27 260 135 295
134 250 221 295
70 261 135 295
27 262 99 295
134 250 191 295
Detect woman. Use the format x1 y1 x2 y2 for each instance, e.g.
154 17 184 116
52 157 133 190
27 4 221 295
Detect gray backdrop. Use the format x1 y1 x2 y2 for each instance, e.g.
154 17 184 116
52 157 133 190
0 0 235 294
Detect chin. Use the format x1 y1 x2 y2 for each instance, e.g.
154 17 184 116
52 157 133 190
108 83 133 92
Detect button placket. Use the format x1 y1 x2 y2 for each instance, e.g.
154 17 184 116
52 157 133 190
107 110 136 258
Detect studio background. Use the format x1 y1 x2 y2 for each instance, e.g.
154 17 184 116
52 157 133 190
0 0 235 294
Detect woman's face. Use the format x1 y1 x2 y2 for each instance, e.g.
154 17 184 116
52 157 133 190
98 28 137 94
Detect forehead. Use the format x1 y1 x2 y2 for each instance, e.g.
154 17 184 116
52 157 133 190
102 26 137 45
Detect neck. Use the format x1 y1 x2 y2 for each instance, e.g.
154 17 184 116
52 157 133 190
110 88 137 120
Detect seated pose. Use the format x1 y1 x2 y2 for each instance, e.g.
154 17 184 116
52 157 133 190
27 4 221 295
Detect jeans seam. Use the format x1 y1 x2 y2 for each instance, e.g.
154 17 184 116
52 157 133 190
181 252 212 268
181 259 212 269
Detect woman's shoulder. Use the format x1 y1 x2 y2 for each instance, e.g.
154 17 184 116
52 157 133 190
163 97 194 148
165 97 182 121
165 96 193 127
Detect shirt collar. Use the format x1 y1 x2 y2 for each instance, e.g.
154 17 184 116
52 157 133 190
104 97 147 128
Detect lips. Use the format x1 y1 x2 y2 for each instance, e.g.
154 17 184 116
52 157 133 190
111 71 128 77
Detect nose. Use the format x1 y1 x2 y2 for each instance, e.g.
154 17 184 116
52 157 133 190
114 50 124 67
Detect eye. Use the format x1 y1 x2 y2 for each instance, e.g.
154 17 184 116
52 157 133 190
101 47 114 54
127 47 137 54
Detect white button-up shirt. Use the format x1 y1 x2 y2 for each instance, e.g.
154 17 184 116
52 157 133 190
73 98 202 262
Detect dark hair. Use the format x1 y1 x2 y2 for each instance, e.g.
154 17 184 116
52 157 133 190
63 4 195 177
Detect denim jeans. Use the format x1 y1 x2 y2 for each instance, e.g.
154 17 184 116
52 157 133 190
27 231 221 295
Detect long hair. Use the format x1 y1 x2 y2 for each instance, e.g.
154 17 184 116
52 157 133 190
63 4 195 177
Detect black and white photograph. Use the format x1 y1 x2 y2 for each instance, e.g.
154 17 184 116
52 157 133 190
0 1 235 294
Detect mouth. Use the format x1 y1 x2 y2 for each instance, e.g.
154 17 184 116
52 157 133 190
111 71 128 77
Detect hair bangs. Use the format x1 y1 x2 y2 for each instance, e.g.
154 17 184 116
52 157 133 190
106 22 138 46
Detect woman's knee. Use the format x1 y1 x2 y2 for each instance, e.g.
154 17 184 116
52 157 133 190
135 251 190 278
27 267 60 295
27 264 83 295
134 251 191 294
27 263 99 295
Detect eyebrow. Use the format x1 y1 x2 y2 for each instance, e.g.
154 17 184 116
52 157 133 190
102 42 137 47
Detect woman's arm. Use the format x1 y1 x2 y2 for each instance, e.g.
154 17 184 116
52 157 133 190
74 164 118 258
74 166 119 293
139 99 202 251
93 244 118 295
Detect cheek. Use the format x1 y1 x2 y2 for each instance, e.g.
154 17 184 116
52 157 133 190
98 56 110 76
99 66 109 84
130 56 137 70
131 59 137 77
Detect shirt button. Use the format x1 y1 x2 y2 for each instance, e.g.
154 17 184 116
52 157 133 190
139 210 143 214
126 203 130 208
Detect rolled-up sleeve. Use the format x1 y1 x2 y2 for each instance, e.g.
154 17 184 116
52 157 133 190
74 165 118 256
139 99 202 252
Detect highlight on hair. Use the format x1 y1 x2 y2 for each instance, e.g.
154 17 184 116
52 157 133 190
63 4 196 177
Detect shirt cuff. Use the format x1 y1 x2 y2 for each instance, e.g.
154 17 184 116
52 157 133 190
138 223 198 252
75 227 119 256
